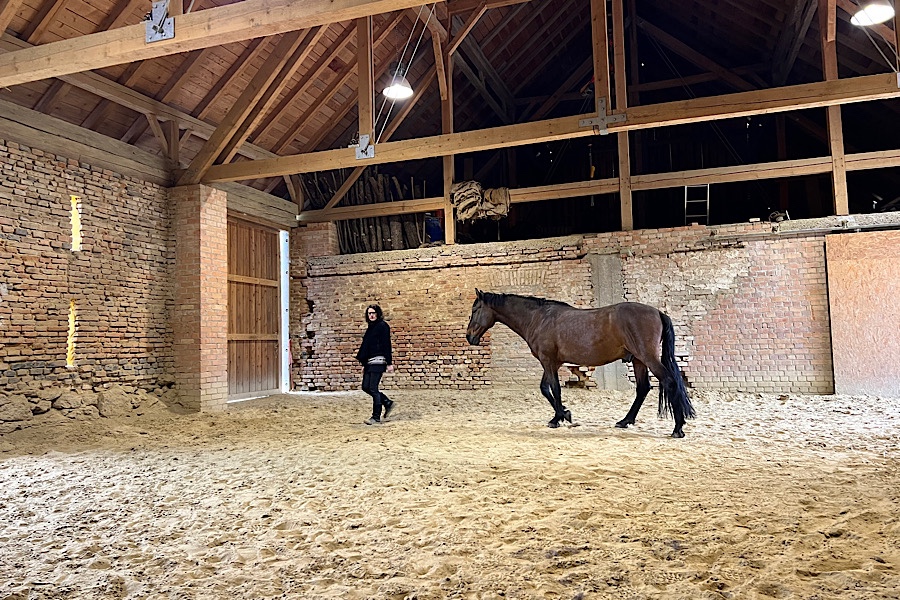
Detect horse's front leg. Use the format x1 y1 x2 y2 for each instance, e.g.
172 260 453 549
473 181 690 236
540 366 569 428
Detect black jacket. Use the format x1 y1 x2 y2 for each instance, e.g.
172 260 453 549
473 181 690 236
356 319 392 366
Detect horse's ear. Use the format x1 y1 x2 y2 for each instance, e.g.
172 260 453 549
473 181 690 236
475 288 483 299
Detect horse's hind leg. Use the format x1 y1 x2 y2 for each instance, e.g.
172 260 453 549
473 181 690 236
616 360 651 429
644 357 687 438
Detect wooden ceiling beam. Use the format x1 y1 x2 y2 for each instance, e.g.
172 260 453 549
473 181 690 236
447 2 487 56
179 29 321 186
194 38 269 121
0 34 284 167
0 0 430 87
32 79 69 114
453 15 514 116
771 0 817 85
219 28 327 163
203 72 900 182
0 0 25 36
121 48 212 144
80 59 149 130
637 18 756 92
271 11 404 154
447 0 530 16
252 25 355 143
21 0 66 44
298 146 900 223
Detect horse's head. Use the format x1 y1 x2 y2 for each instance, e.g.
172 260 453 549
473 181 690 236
466 289 496 345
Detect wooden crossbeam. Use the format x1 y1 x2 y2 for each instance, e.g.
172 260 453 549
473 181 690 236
296 148 900 222
0 0 429 87
203 72 900 183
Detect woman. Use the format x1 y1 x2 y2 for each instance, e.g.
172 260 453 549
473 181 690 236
355 304 395 424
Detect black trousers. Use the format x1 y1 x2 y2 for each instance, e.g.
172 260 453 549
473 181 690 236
362 367 392 419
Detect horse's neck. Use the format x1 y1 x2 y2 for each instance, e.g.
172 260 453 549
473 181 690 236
493 300 538 343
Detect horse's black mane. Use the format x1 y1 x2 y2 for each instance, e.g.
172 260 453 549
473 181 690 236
481 292 572 310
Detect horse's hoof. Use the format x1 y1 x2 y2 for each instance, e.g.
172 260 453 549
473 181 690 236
671 430 685 438
615 420 631 429
563 410 572 423
547 421 560 429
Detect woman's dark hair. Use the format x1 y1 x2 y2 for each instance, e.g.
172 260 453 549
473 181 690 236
365 304 383 321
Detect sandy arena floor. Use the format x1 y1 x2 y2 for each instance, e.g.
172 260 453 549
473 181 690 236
1 387 899 599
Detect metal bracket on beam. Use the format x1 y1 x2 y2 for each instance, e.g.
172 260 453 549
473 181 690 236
352 134 375 160
145 0 175 44
579 98 626 135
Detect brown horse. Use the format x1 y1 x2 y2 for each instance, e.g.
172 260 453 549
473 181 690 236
465 290 695 437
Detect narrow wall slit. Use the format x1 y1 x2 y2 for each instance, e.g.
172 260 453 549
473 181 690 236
70 194 82 251
67 300 77 367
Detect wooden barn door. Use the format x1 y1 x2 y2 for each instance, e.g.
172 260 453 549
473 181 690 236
228 218 282 400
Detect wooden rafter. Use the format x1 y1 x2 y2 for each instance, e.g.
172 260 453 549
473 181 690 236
0 0 430 87
203 72 900 182
194 39 269 121
637 18 755 92
21 0 65 44
81 60 149 130
0 0 25 35
100 0 145 30
509 7 586 95
33 79 69 113
0 34 282 164
447 2 487 56
252 25 354 143
771 0 817 85
447 0 530 16
269 12 404 155
452 15 514 116
219 28 328 163
122 48 213 145
178 28 322 186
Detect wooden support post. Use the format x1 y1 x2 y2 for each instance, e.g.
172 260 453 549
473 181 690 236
819 0 848 215
357 16 374 142
612 0 632 230
442 51 456 244
590 0 611 114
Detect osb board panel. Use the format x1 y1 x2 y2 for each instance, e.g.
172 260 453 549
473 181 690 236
826 230 900 396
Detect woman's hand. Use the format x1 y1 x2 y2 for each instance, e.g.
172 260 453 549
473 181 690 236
387 365 395 373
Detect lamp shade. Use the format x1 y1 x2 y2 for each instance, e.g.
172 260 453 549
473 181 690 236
383 74 414 100
850 1 895 26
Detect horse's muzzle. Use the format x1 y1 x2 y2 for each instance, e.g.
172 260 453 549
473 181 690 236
466 333 481 345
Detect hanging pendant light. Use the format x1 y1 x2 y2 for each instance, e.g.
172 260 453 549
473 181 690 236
383 63 414 100
850 0 895 26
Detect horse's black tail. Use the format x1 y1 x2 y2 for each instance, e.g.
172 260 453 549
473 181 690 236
657 312 696 420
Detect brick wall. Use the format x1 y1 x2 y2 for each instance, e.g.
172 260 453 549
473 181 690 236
0 138 173 394
292 221 846 394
